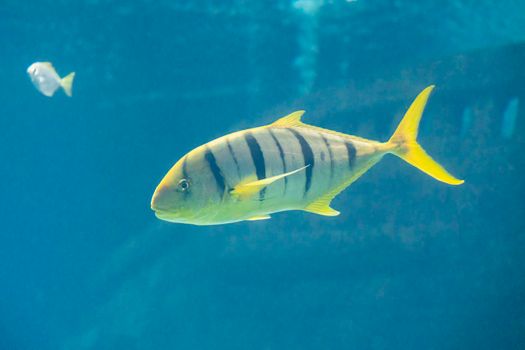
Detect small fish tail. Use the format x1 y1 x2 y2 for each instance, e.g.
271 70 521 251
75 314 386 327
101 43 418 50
61 72 75 97
386 85 464 185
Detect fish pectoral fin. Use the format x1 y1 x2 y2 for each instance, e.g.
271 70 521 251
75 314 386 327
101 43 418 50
230 165 309 199
271 110 305 127
246 215 271 221
304 196 340 217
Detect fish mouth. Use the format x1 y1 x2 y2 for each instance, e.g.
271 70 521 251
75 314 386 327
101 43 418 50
152 206 172 217
153 210 172 219
150 187 192 224
150 195 178 221
153 209 186 223
150 191 184 223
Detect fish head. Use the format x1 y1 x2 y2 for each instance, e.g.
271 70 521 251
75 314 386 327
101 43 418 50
27 63 39 76
151 152 213 224
27 62 56 79
27 62 61 97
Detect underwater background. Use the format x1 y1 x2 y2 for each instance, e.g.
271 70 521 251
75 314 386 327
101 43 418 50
1 0 525 349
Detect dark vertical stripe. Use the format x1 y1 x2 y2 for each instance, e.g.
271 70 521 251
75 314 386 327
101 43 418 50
288 128 314 197
345 141 356 169
181 156 191 197
268 128 288 194
320 133 334 181
226 138 241 179
244 132 267 200
182 156 189 179
204 146 226 198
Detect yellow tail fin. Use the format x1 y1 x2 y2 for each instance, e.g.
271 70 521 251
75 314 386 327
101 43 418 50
61 72 75 97
387 85 464 185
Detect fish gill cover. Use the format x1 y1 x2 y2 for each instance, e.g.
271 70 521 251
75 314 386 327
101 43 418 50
0 0 524 349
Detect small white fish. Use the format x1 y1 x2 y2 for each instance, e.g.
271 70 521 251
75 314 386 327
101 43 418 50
27 62 75 97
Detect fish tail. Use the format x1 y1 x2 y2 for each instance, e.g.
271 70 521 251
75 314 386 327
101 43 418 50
61 72 75 97
386 85 464 185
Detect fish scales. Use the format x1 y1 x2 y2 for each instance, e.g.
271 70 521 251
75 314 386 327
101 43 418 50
183 126 377 216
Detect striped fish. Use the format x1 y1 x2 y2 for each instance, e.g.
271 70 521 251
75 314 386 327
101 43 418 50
151 85 463 225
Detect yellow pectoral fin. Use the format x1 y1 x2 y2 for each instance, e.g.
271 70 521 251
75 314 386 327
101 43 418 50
230 165 309 199
246 215 271 221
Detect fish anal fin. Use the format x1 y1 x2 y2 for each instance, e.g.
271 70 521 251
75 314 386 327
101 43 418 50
303 173 366 217
304 196 340 217
271 110 305 127
230 165 309 199
246 215 271 221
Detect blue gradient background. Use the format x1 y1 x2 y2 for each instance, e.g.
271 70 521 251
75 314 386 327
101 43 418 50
1 1 524 349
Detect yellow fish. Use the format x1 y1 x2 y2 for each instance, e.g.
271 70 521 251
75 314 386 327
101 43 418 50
151 85 463 225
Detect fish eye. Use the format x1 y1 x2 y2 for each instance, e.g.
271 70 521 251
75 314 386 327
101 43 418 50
177 179 190 192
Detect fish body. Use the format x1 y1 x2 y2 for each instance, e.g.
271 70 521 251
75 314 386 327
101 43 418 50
151 86 463 225
27 62 75 97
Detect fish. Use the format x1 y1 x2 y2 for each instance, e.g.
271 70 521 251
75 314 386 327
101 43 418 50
151 85 464 225
27 62 75 97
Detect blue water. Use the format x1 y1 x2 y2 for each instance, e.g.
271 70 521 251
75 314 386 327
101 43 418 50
1 1 524 349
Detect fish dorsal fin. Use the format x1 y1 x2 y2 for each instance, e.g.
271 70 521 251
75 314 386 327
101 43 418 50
269 110 373 143
42 62 54 69
246 215 271 221
304 195 340 217
231 165 309 199
271 110 305 127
